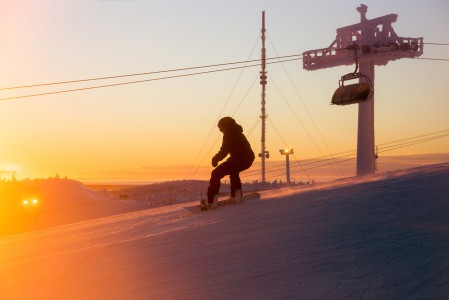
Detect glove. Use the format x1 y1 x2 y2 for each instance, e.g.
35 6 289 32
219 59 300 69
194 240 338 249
212 157 219 167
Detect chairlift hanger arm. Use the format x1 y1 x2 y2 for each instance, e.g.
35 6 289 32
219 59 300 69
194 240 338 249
333 43 374 105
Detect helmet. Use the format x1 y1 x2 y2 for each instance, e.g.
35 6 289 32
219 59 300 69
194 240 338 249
217 117 236 129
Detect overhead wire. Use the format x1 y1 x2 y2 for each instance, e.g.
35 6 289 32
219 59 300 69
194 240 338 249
297 131 449 177
0 57 302 102
377 129 449 147
289 157 356 177
415 57 449 62
423 42 449 46
378 133 449 153
243 129 449 181
0 54 302 91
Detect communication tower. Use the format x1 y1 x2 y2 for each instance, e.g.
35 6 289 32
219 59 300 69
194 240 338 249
259 11 270 183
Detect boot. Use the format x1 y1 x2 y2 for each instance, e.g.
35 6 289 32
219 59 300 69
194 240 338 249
210 195 219 209
234 189 243 203
200 198 208 209
206 187 218 209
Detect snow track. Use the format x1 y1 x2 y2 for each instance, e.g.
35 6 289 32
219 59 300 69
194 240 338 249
1 163 449 299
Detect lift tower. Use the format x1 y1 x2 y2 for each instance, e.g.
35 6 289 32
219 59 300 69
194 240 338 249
303 4 423 176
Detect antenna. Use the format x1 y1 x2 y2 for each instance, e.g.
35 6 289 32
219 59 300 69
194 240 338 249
303 5 423 176
259 10 269 183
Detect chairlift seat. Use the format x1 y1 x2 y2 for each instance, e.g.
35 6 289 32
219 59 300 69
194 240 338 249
332 82 372 105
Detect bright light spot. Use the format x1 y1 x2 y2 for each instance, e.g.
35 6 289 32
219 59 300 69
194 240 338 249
279 148 294 155
22 198 39 207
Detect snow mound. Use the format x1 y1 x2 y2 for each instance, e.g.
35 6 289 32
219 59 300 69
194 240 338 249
1 162 448 299
0 178 149 236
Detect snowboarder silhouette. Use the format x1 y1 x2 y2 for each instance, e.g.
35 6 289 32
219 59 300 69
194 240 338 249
203 117 255 209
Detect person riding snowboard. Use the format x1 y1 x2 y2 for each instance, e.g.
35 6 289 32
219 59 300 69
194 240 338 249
203 117 255 209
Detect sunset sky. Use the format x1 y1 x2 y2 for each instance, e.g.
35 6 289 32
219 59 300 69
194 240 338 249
0 0 448 183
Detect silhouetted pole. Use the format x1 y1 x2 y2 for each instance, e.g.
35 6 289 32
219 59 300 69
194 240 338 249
357 60 376 175
259 10 269 183
279 149 294 184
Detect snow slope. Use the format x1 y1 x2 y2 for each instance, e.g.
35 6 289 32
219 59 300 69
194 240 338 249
0 178 150 236
1 163 449 299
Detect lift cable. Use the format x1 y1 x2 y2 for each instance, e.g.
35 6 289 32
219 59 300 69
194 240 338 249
243 150 356 179
287 129 449 171
288 157 356 177
378 133 449 153
423 42 449 46
287 129 449 169
0 57 301 102
0 53 302 91
377 129 449 147
286 132 449 177
242 128 449 180
415 57 449 62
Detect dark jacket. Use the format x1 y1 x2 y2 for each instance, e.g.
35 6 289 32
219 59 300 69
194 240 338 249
213 122 255 165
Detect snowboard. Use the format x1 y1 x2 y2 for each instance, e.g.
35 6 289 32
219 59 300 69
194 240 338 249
181 192 260 213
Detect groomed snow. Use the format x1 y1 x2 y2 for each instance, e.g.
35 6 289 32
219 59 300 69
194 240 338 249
1 162 449 299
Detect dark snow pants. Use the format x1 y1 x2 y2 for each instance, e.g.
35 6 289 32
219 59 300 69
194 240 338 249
208 159 253 203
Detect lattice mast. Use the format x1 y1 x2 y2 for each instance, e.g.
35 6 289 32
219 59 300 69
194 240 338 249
303 4 423 176
259 10 269 183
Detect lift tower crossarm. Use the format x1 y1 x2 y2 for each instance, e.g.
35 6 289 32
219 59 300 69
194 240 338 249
303 10 423 70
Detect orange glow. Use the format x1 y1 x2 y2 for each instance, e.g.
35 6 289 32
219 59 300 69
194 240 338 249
0 1 447 184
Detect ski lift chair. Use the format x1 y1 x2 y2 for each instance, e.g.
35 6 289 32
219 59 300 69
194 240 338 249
331 72 372 105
